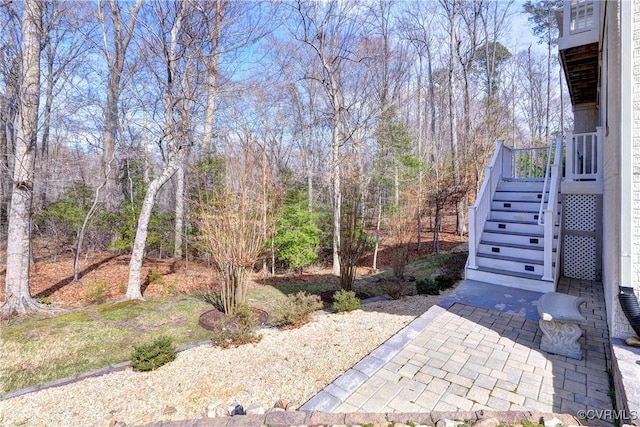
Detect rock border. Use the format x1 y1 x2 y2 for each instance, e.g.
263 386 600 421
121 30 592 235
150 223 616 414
137 410 583 427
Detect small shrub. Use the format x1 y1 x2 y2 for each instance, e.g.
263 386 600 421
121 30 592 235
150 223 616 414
83 280 110 304
147 268 164 286
435 274 456 290
36 296 52 305
234 303 258 330
276 291 323 327
130 336 176 372
210 304 262 348
383 281 405 300
416 278 439 296
442 252 467 279
332 290 361 312
211 327 262 348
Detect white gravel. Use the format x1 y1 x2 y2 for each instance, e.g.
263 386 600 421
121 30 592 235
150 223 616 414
0 294 445 426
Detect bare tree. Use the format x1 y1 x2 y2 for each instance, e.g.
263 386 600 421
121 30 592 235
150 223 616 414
38 0 91 208
97 0 143 212
0 3 21 245
398 0 440 251
523 0 562 144
292 0 365 276
441 0 464 235
125 1 186 299
2 0 42 317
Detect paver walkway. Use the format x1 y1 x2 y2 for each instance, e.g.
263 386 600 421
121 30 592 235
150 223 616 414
301 277 613 424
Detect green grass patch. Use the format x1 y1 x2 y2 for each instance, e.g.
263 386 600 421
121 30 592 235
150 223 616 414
0 296 213 395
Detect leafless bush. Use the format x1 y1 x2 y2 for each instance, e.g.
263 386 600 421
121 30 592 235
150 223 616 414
388 188 418 279
197 153 273 315
339 187 371 291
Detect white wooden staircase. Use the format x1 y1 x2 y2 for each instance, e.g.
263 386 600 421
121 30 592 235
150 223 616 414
466 180 559 292
466 139 564 294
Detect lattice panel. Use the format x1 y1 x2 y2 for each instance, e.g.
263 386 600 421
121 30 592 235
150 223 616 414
563 234 597 280
565 194 597 232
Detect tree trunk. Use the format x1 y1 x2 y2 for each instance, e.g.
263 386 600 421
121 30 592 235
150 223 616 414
102 74 121 212
1 59 19 241
372 188 382 272
220 264 250 315
125 163 180 299
99 0 143 211
202 0 225 153
74 159 113 280
2 0 42 318
38 53 55 209
447 0 464 237
174 164 184 259
416 54 424 251
433 203 442 254
331 107 341 276
126 0 182 300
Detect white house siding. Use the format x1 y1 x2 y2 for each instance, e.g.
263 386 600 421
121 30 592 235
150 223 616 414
628 0 640 336
606 0 639 339
602 0 635 339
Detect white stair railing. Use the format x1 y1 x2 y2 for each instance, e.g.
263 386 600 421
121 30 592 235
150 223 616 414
538 139 557 225
541 135 564 282
509 146 550 180
565 127 603 182
468 141 509 270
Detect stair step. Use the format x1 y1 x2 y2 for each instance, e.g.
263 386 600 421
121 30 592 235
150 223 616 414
478 251 543 265
476 252 553 276
494 191 548 202
479 241 557 262
465 266 555 293
481 230 557 248
496 181 545 192
491 201 540 210
491 200 558 211
485 220 542 234
472 265 542 281
482 229 544 238
479 240 553 251
489 210 560 223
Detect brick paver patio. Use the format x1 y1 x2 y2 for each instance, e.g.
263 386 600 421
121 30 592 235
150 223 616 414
301 278 613 424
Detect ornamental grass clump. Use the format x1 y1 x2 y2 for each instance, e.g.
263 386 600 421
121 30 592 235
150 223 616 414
275 291 323 327
332 290 361 312
130 336 176 372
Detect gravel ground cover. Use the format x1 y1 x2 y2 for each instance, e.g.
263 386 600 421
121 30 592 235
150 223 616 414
0 294 447 426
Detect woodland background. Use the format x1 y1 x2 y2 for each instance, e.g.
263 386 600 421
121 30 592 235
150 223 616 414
0 0 569 317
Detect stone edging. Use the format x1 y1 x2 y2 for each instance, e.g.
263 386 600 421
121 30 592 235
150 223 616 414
137 410 583 427
300 305 448 412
